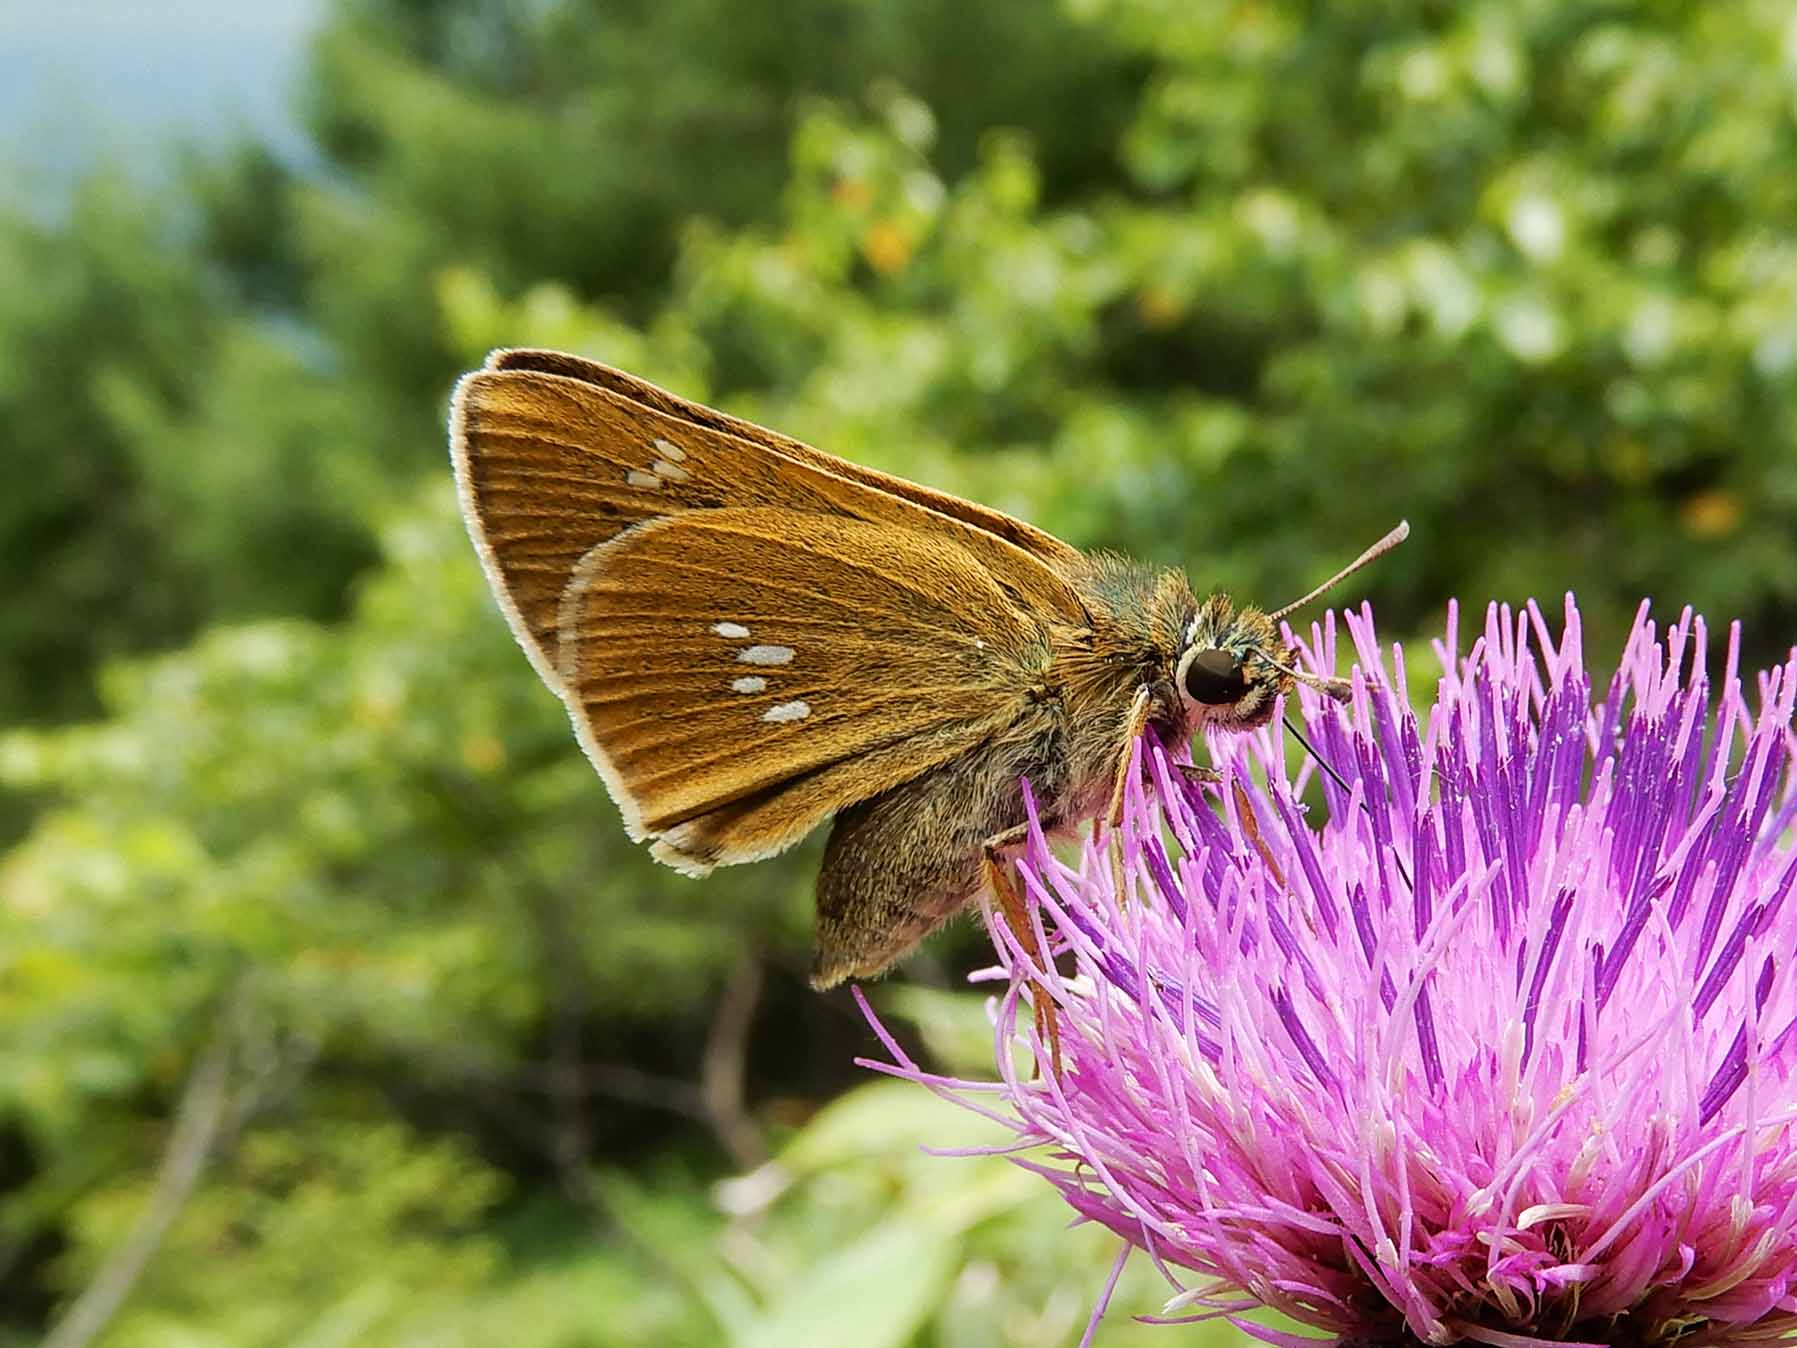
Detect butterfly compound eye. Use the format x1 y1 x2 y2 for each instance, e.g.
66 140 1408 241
1183 648 1248 705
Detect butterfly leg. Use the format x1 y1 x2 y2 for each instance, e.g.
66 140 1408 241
982 825 1061 1077
1097 687 1157 904
1104 687 1156 829
1230 778 1287 889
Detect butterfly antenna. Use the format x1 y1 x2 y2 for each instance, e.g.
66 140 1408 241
1282 713 1413 892
1268 520 1410 624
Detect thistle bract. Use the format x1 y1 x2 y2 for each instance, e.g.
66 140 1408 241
865 599 1797 1346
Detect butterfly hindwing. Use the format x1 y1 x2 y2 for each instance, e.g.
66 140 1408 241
551 505 1046 869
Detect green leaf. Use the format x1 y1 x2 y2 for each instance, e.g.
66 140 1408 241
777 1080 1012 1177
733 1214 958 1348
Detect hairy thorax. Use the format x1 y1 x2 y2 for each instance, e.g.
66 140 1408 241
1032 560 1200 831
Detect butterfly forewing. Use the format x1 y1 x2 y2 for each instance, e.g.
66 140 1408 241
485 348 1090 577
553 506 1046 870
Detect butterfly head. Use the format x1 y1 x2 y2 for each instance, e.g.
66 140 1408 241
1174 521 1408 731
1176 595 1350 731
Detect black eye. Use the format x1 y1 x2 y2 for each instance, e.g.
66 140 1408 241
1184 648 1247 705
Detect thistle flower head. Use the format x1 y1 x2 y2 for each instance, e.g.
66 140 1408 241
866 598 1797 1346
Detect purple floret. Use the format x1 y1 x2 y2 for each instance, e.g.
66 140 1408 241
863 597 1797 1346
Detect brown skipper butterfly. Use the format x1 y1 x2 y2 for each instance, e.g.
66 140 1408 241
450 348 1405 996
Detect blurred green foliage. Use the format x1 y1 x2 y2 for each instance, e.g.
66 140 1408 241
3 0 1796 1343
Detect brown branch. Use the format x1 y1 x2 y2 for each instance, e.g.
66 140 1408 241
420 1042 709 1117
44 993 241 1348
522 888 596 1196
700 951 767 1170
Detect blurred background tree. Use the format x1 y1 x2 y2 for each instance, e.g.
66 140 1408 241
1 0 1794 1344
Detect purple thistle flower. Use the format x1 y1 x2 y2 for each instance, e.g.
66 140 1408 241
862 598 1797 1347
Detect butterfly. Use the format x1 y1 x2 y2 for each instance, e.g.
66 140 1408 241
451 347 1405 996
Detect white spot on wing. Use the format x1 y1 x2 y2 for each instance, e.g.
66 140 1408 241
738 645 794 666
712 621 751 638
731 676 767 693
762 700 810 723
653 438 688 462
653 459 692 482
627 470 660 489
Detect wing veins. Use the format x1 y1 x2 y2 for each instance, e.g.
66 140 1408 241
604 549 995 637
586 685 1002 741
